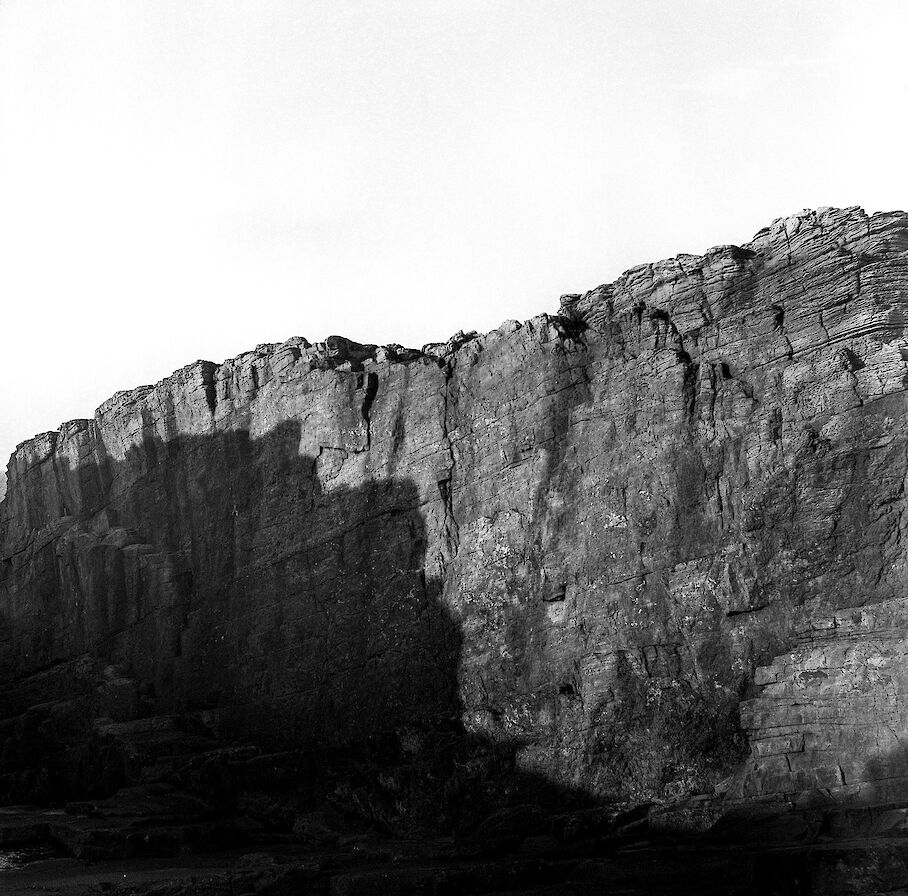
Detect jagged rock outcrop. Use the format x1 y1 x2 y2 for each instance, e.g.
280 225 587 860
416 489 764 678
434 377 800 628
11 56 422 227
2 206 908 832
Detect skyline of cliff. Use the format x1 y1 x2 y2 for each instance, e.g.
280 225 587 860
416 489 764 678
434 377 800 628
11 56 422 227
4 204 902 503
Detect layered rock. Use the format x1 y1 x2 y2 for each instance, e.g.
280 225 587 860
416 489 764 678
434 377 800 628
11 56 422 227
740 598 908 803
2 206 908 821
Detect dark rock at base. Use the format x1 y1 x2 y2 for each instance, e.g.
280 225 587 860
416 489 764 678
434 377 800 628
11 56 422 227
458 805 546 856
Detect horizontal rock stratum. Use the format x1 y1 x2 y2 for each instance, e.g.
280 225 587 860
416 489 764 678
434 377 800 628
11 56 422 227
2 206 908 829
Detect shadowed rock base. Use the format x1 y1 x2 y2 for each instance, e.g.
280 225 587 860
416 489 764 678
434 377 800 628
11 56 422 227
6 805 908 895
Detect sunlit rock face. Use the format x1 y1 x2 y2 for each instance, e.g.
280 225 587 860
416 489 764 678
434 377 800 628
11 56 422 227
1 206 908 811
739 599 908 803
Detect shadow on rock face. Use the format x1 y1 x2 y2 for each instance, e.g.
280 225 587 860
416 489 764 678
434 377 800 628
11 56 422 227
153 419 462 752
0 419 595 834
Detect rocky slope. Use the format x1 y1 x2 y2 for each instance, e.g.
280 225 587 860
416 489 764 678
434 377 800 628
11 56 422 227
2 206 908 841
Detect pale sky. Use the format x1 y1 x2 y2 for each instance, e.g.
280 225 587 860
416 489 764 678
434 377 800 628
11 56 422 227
1 1 907 484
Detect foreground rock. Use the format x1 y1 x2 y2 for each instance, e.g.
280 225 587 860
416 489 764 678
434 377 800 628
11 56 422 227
5 800 908 895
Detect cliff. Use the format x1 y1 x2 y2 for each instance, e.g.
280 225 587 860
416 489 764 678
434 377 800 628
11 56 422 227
2 206 908 839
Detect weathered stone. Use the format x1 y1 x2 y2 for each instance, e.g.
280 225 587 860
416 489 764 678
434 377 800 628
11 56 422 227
738 598 908 803
2 206 908 840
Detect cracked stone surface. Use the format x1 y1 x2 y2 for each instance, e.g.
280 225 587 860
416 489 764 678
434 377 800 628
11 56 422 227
739 597 908 803
2 206 908 826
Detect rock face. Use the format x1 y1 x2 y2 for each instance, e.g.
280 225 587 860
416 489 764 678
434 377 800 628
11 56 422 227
740 598 908 803
2 206 908 825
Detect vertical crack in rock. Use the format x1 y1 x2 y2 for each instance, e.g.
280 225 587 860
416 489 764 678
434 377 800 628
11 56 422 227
680 351 699 424
360 371 379 449
818 309 831 343
438 359 460 570
50 448 69 517
771 304 785 331
200 361 219 418
781 220 794 267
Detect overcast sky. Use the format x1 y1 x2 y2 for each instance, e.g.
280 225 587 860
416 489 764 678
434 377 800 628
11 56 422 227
1 0 907 480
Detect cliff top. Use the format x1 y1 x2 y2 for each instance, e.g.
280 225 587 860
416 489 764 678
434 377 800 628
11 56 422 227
4 204 907 496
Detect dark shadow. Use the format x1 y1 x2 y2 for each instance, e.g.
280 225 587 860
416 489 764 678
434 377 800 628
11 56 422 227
0 419 595 835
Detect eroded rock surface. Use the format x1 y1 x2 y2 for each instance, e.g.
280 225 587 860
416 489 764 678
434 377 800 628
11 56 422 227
2 207 908 845
740 598 908 803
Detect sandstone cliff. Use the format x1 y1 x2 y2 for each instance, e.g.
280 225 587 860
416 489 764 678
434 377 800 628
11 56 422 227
2 206 908 827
